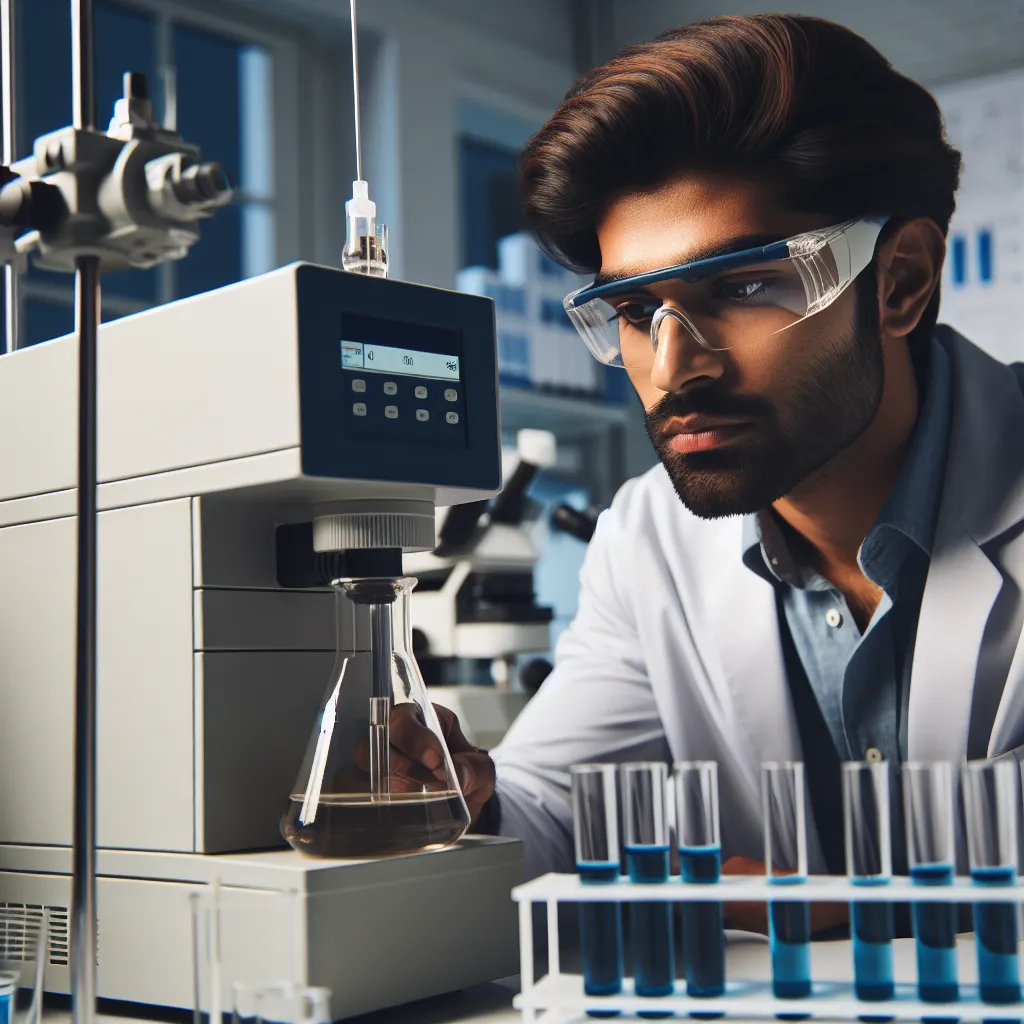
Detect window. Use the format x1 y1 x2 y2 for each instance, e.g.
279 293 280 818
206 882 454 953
6 0 277 346
457 100 538 272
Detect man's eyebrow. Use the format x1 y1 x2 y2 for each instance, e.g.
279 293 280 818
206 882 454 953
591 232 784 289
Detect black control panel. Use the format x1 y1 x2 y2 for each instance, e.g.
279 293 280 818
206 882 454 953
296 265 499 492
344 369 468 446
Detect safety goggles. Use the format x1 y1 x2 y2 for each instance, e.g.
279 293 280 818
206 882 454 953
563 216 888 368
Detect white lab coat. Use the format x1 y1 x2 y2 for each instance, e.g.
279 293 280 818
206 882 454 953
492 327 1024 881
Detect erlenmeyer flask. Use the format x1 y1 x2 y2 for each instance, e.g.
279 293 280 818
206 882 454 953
281 576 471 858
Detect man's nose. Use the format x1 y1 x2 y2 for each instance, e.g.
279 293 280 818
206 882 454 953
649 309 725 393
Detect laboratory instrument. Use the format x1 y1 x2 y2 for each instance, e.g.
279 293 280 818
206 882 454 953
0 2 235 1020
281 575 471 859
571 764 624 1014
902 761 958 1004
0 262 523 1017
963 758 1021 1005
0 0 524 1018
762 761 811 999
408 428 557 748
675 760 726 1000
622 762 674 1009
842 760 895 1002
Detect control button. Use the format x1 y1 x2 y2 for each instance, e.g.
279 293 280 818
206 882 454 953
825 608 842 628
444 388 458 402
415 385 428 400
352 402 367 417
385 405 399 419
445 411 460 425
351 378 366 393
416 409 429 422
865 747 882 764
383 381 398 396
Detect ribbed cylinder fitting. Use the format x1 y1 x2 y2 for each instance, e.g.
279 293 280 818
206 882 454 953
312 499 435 553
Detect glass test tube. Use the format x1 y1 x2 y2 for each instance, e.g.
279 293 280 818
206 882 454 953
572 764 625 1016
963 759 1021 1005
842 760 895 1002
675 761 726 998
763 762 812 999
622 762 675 1006
902 762 958 1004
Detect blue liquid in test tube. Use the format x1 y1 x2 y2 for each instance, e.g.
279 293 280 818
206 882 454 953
622 763 675 1017
903 762 959 1006
843 760 895 1005
627 843 675 1004
964 759 1022 1008
676 762 726 1004
763 762 812 1001
572 765 625 1018
910 863 958 1002
973 864 1020 1005
680 844 726 998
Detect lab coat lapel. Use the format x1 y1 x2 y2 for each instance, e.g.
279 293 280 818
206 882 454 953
909 328 1024 761
698 520 814 831
907 525 1001 761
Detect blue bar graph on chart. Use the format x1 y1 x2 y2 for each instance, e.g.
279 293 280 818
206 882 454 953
951 234 967 286
978 228 994 284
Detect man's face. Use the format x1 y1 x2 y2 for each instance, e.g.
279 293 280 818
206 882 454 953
596 174 885 519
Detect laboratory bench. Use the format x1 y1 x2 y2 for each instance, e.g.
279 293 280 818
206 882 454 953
39 934 994 1023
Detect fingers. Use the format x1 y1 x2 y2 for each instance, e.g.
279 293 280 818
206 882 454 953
434 703 478 755
722 855 767 876
388 703 446 774
452 750 497 823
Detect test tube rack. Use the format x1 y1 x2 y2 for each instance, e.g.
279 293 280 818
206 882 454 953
514 872 1024 1022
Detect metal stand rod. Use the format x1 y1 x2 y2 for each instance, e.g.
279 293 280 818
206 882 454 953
71 254 99 1024
70 2 98 1024
2 0 19 352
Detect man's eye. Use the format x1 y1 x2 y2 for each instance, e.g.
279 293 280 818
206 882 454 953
613 300 658 326
713 278 768 303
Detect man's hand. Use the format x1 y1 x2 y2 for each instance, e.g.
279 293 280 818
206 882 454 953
721 856 848 935
384 702 497 824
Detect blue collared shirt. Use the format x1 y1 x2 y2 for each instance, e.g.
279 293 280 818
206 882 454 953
742 338 952 780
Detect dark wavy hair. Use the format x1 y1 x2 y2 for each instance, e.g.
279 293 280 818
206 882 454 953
520 14 961 345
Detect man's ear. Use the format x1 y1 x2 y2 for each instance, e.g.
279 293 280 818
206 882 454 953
875 219 946 339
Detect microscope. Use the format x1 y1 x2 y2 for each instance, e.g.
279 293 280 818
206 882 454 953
408 429 556 749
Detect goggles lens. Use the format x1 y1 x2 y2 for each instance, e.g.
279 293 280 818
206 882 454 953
564 217 884 368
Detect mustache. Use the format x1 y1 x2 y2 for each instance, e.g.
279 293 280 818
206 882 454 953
645 386 773 439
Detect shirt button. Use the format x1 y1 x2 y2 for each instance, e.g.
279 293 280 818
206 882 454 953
865 747 883 764
825 608 842 628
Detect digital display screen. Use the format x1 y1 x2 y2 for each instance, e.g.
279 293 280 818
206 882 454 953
341 340 460 381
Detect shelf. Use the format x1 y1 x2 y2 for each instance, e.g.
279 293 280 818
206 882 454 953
514 871 1024 903
516 973 1012 1022
500 386 632 439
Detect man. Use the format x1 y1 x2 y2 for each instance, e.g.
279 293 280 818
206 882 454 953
411 14 1024 899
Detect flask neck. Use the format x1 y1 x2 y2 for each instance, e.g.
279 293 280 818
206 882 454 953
332 575 416 659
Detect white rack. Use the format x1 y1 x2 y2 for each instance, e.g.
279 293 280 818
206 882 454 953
513 872 1024 1023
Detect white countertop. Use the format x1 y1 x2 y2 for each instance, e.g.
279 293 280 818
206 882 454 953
42 935 987 1024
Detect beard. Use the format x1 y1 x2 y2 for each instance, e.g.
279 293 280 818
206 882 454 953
645 302 885 520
